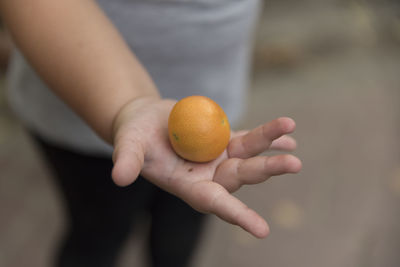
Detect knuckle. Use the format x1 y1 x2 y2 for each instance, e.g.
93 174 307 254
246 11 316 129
263 156 271 171
228 137 246 158
234 158 244 178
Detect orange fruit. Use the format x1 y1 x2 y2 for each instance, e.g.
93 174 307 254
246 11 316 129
168 96 231 162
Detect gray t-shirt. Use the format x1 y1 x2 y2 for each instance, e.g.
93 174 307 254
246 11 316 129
7 0 260 156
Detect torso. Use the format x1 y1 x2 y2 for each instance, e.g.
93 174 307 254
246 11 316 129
7 0 261 155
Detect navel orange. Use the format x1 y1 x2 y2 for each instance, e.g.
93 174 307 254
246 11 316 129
168 96 231 162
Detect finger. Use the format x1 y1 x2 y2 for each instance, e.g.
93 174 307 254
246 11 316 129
187 181 269 238
231 130 248 139
233 133 297 152
228 117 296 159
270 135 297 151
111 136 145 187
213 155 302 193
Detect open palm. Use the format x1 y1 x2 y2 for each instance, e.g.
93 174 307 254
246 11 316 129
111 98 302 238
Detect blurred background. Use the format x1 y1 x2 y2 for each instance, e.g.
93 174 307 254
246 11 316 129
1 0 400 266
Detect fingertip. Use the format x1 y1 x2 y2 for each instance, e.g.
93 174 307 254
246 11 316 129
111 160 139 187
277 117 296 133
282 135 298 151
269 135 297 152
289 137 297 151
286 155 302 173
254 218 270 239
242 209 270 238
111 140 144 187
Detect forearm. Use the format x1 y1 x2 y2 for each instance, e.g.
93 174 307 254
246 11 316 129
0 0 160 143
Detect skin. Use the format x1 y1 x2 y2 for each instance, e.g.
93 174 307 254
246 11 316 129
0 0 302 238
112 98 302 238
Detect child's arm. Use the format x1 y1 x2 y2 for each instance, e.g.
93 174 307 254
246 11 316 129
0 0 160 143
0 0 302 238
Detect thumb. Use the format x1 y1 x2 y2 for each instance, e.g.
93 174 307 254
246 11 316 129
111 136 145 187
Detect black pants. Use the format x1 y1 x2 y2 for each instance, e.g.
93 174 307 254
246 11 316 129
32 135 206 267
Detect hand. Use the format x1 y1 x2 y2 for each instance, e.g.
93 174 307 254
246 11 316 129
111 97 302 238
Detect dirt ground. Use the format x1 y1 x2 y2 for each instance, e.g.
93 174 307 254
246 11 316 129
1 1 400 266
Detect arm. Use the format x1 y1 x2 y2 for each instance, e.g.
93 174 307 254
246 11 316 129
0 0 302 238
0 0 160 143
